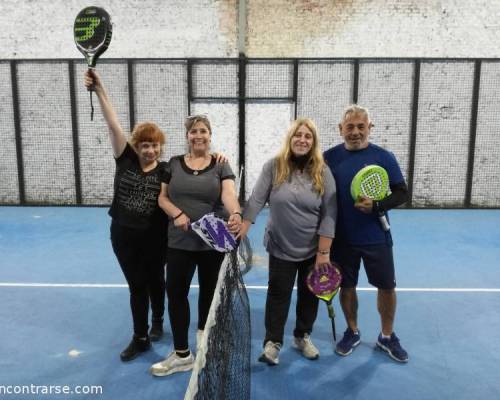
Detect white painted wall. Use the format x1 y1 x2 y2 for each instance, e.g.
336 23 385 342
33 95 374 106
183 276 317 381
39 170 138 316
0 0 238 59
3 1 500 59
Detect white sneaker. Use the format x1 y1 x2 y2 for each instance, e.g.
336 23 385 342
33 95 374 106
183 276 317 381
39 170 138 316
293 333 319 360
150 351 194 377
196 329 203 352
258 341 281 366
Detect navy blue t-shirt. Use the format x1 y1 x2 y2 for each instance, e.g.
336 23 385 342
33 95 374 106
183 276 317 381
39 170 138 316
323 143 405 246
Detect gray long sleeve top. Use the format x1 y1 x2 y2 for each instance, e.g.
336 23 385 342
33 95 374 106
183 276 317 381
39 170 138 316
243 158 337 261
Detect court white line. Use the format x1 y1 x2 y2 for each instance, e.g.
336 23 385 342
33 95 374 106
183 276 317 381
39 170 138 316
0 282 127 288
247 286 500 292
0 282 500 292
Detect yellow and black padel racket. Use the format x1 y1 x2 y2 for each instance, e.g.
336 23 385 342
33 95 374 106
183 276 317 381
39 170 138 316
74 6 112 120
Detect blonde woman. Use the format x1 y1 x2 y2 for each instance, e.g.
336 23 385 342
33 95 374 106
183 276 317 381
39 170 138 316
239 118 337 365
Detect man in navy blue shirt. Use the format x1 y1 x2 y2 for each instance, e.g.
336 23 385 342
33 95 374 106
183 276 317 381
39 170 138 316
323 105 409 363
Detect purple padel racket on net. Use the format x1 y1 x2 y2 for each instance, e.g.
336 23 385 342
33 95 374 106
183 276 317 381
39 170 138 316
190 212 238 253
306 262 342 342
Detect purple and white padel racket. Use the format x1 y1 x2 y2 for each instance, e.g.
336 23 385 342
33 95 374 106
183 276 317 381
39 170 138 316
306 262 342 342
191 212 238 253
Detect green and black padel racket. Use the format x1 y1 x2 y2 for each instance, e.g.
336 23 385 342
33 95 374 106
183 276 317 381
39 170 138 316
351 165 391 231
74 6 112 120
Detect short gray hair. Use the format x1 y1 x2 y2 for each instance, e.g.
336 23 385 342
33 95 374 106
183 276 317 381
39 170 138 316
341 104 371 123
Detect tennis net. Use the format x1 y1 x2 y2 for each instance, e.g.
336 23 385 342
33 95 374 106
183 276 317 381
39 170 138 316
184 250 251 400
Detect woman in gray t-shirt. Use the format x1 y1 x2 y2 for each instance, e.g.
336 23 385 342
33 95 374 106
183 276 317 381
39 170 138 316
150 115 242 377
240 118 337 366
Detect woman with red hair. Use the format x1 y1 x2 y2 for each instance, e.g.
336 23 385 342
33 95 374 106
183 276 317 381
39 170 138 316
84 70 169 362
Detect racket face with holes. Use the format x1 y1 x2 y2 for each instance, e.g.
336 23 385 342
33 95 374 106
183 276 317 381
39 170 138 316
74 7 112 67
350 165 389 201
306 262 342 302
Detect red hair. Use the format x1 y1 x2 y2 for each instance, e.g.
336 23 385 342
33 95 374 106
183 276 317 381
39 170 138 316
130 122 165 147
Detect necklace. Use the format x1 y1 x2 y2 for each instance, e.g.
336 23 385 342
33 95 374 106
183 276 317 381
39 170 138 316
185 153 210 175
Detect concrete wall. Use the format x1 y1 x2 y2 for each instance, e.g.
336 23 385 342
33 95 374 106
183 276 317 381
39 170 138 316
0 0 238 58
246 0 500 57
2 0 500 59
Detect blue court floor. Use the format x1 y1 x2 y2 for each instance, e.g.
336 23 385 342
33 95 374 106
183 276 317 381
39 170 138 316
0 207 499 400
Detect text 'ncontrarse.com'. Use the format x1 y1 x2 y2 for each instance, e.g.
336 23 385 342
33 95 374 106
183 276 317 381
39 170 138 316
0 384 103 396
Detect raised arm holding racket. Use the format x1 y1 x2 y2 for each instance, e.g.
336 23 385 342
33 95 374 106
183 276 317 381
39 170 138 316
323 105 409 363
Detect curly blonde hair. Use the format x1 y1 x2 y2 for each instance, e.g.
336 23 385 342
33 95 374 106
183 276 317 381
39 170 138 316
274 118 326 195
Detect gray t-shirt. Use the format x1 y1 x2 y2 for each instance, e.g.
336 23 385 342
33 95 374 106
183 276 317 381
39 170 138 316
243 158 337 261
161 155 236 251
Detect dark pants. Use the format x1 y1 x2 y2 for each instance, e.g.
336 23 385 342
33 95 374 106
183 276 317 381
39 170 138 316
332 241 396 289
166 248 225 350
264 254 319 346
111 222 167 337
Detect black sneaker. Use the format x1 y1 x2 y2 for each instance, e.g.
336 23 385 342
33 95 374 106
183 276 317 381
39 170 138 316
149 319 164 342
376 332 408 363
120 336 151 362
335 328 361 356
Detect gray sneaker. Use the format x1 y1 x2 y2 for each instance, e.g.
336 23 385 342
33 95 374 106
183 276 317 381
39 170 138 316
258 341 281 366
293 333 319 360
150 351 194 377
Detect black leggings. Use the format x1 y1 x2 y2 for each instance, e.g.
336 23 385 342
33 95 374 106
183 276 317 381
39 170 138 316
166 248 225 350
264 254 319 346
111 222 167 337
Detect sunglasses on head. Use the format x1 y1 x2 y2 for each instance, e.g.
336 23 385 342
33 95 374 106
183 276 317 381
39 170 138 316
185 114 208 121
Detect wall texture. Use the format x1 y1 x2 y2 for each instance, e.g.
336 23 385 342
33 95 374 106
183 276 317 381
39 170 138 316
0 0 238 58
246 0 500 57
2 0 500 59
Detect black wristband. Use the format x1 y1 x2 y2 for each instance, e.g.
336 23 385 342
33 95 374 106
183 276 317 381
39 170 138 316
173 211 184 220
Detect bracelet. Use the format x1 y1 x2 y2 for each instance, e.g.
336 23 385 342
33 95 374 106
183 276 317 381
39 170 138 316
317 250 330 255
173 211 184 220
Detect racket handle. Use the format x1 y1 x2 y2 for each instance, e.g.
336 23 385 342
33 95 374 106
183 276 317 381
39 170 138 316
87 67 96 92
326 301 335 319
326 301 336 342
378 212 390 231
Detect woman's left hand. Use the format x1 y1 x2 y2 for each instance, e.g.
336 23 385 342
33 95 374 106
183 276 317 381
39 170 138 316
315 252 330 268
227 213 242 234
